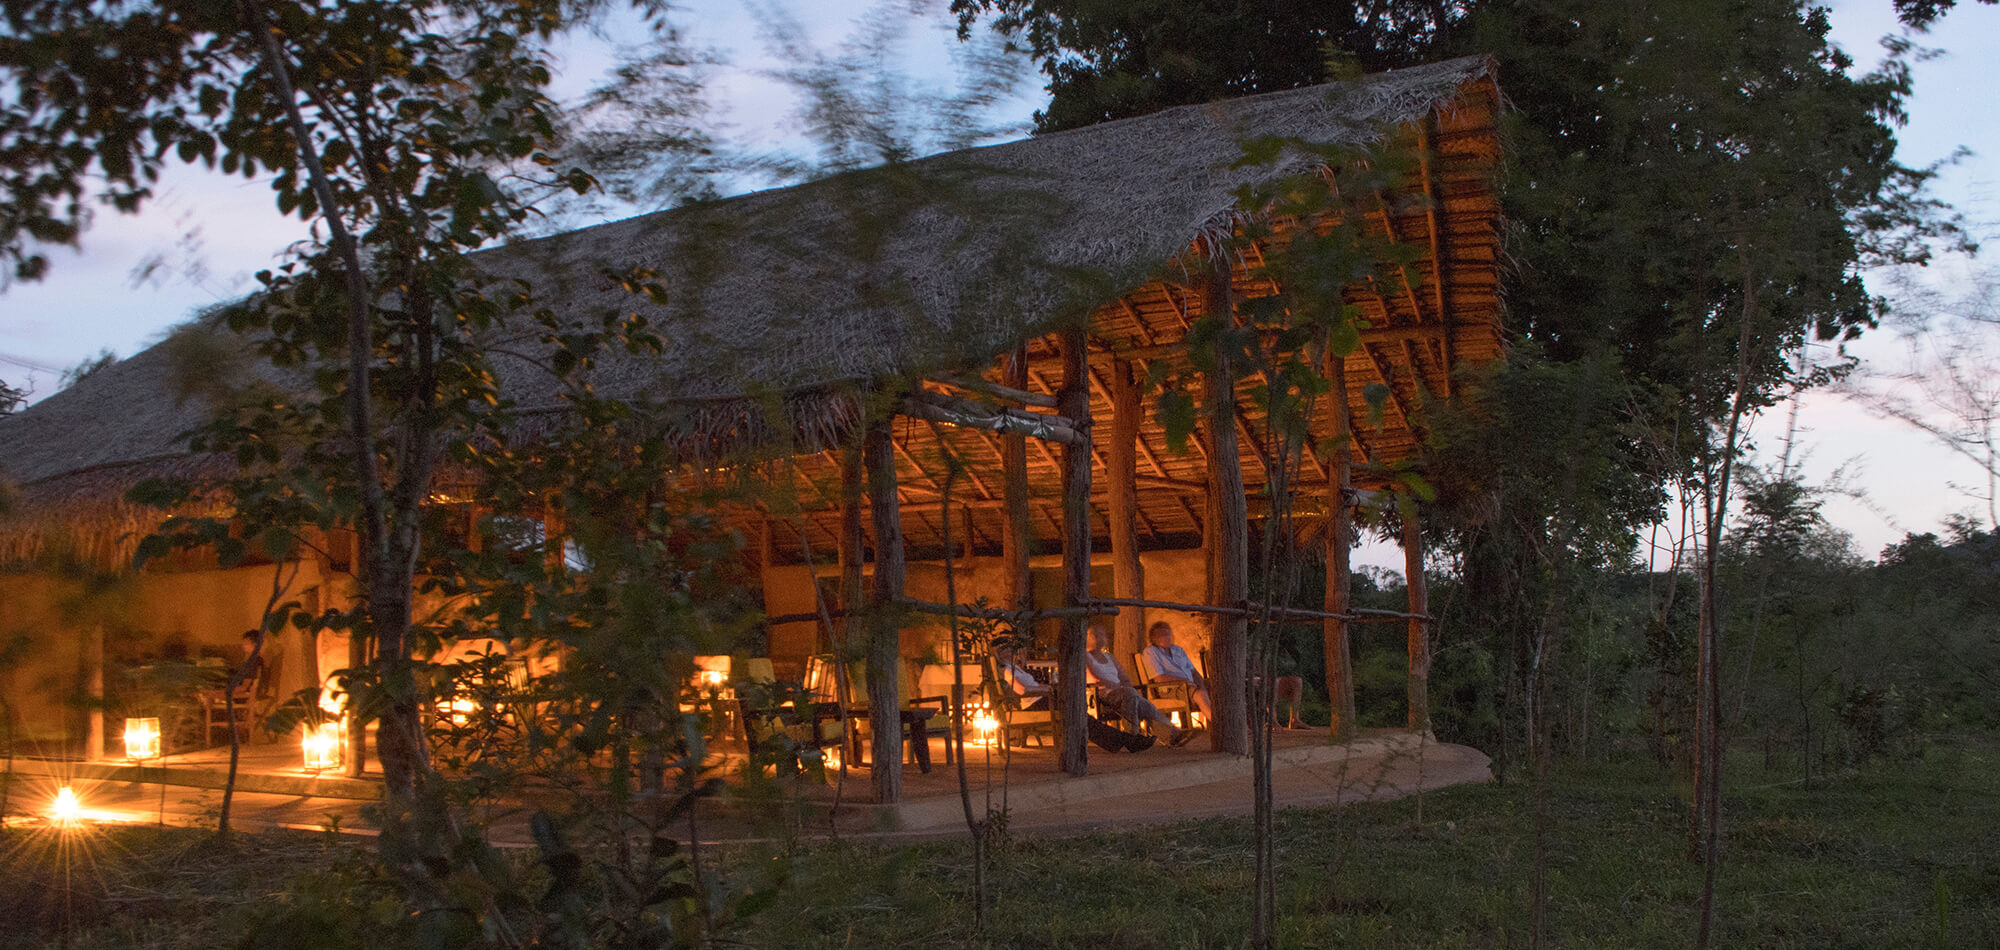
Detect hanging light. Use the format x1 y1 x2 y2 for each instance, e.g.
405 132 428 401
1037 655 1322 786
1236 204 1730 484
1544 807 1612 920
123 717 162 760
302 720 344 772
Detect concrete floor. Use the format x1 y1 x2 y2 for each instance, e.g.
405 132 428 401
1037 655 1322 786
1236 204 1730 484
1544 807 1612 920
5 727 1491 844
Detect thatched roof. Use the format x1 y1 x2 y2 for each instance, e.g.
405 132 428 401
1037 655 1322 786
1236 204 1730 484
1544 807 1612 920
0 55 1504 565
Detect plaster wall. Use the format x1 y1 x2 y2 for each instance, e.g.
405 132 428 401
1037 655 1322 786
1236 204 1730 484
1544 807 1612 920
0 560 328 746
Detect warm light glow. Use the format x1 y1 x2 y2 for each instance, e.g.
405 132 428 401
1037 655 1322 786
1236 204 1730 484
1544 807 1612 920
698 670 727 690
822 745 843 771
303 720 344 772
123 717 162 760
447 697 478 726
972 713 1000 747
51 786 82 824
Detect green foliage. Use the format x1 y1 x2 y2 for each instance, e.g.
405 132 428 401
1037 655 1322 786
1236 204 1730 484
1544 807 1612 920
950 0 1459 131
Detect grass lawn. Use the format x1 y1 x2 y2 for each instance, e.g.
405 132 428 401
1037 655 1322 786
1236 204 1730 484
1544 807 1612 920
4 734 1995 948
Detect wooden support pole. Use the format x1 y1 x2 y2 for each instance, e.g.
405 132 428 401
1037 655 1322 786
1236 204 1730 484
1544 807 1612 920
863 418 906 803
1325 353 1358 741
1057 325 1094 776
1002 348 1033 612
1204 262 1251 756
85 623 104 761
1107 358 1147 668
1403 508 1432 733
839 448 866 650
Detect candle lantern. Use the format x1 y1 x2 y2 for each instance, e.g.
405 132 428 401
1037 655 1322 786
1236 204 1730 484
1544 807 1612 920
302 719 344 772
971 707 1000 748
123 716 162 760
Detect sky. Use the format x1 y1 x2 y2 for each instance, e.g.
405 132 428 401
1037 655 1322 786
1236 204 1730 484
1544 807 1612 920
1 0 1995 570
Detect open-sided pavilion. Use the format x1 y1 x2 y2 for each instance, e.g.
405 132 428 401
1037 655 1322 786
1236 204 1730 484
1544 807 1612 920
0 57 1503 804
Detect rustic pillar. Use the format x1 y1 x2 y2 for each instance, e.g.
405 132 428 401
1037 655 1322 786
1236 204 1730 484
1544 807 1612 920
1324 353 1358 741
839 447 866 649
1002 347 1032 612
1056 325 1093 776
1403 508 1432 733
863 418 906 803
1203 261 1250 755
345 620 369 777
85 623 105 760
1107 358 1146 666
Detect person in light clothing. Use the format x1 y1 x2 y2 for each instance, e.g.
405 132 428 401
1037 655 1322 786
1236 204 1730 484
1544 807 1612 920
1143 621 1215 725
995 643 1156 753
1086 628 1197 746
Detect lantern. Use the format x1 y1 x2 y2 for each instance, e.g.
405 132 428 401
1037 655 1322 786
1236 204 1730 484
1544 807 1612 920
51 786 82 825
123 717 162 760
302 720 344 772
971 710 1000 747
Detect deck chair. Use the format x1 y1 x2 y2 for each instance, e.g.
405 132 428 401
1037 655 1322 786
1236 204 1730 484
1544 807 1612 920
1133 650 1197 728
984 654 1054 747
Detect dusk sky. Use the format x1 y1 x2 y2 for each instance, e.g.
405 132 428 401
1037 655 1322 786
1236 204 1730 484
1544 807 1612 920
1 0 1994 569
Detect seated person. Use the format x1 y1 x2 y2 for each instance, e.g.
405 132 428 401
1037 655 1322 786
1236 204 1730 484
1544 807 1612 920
1142 621 1215 725
994 644 1157 753
1086 628 1197 747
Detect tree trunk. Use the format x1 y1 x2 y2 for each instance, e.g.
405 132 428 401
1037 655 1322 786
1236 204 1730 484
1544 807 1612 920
1404 511 1431 732
1057 326 1093 776
1204 263 1250 755
863 417 906 804
1324 352 1357 741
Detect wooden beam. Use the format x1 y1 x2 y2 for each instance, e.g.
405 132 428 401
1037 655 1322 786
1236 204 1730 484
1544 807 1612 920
863 416 907 804
933 373 1058 408
1419 120 1455 399
1057 324 1093 776
1107 358 1147 667
1002 348 1033 613
1361 342 1420 436
903 390 1086 445
1101 325 1453 364
1084 362 1163 541
839 446 866 649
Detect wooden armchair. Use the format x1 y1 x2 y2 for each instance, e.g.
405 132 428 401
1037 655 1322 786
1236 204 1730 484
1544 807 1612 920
984 654 1054 747
1133 650 1196 728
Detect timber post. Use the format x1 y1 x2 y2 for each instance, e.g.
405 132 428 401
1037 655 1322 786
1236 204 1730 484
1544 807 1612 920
1002 347 1032 613
1403 508 1431 733
1107 358 1146 666
1056 325 1093 776
838 447 866 649
1324 352 1358 741
862 416 906 803
85 623 104 761
1203 259 1250 755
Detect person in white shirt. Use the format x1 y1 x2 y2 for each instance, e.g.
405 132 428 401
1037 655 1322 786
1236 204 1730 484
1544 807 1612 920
1087 628 1197 747
995 643 1157 753
1142 621 1215 725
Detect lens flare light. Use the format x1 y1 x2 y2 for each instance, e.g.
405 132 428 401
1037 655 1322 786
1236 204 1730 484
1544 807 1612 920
50 786 82 825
